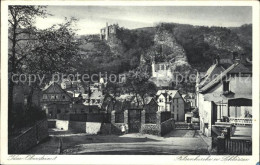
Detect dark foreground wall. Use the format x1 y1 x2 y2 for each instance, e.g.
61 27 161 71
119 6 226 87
9 119 49 154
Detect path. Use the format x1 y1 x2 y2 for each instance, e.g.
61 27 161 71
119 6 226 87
26 129 209 155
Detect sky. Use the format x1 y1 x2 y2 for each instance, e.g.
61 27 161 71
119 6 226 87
35 6 252 35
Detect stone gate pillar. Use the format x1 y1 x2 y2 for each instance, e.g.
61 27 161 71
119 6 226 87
156 111 161 125
111 110 115 124
141 109 146 124
124 110 128 124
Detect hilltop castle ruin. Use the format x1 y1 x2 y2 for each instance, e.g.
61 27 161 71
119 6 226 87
100 23 119 40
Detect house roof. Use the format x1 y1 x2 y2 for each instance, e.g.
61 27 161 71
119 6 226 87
143 96 155 105
42 82 72 99
200 63 251 93
156 90 178 96
116 94 135 102
228 63 252 74
83 89 103 100
199 63 225 88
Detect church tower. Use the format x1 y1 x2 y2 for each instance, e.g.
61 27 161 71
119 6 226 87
151 56 156 77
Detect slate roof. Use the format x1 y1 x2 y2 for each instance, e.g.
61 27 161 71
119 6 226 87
228 63 252 74
199 63 251 93
199 64 225 88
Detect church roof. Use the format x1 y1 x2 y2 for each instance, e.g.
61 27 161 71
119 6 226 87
156 90 178 96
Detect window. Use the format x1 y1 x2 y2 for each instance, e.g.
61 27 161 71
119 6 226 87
81 109 84 113
62 95 66 99
223 81 230 93
161 65 165 70
51 95 55 100
55 95 58 99
177 114 179 121
43 94 48 100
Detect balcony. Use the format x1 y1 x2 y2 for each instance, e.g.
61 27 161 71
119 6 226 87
229 117 252 126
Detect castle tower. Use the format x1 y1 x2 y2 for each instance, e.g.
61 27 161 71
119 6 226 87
105 22 109 40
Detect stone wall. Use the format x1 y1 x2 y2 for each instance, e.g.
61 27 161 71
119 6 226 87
140 110 175 136
161 118 175 136
86 122 102 134
56 120 69 130
9 127 37 154
36 120 49 142
55 120 111 135
47 120 56 128
69 121 86 133
140 124 160 135
100 123 111 135
9 119 49 154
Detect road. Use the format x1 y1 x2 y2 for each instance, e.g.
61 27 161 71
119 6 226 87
26 129 209 155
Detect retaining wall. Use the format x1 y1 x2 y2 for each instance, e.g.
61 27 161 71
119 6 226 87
55 120 111 134
56 120 69 131
8 119 49 154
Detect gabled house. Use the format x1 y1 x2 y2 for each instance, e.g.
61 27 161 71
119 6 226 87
129 95 159 112
196 59 252 137
41 82 72 118
82 88 104 108
183 93 196 109
156 90 185 121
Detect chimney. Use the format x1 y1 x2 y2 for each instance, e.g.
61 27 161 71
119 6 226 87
234 58 241 64
232 52 241 64
214 55 220 65
232 52 239 60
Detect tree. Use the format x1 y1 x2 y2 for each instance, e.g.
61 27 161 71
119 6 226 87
24 17 80 108
8 6 80 130
124 67 157 108
103 82 120 111
8 6 48 125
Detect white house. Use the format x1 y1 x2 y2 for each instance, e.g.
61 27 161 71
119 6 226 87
156 90 185 121
196 59 252 137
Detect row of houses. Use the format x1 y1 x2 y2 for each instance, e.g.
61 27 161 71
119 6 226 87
38 79 196 122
